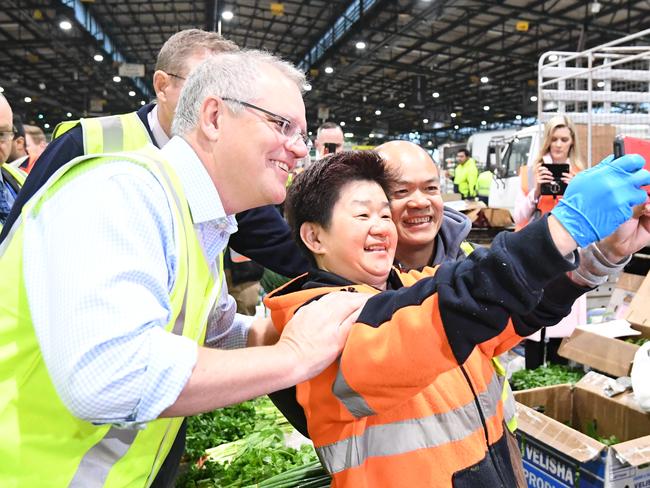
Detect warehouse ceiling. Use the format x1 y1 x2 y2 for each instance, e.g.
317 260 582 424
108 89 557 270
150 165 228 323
1 0 648 143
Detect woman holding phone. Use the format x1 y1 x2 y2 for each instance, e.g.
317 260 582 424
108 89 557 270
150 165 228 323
514 114 587 368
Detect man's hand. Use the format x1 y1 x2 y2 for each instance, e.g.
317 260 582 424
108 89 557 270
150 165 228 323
598 202 650 263
276 291 371 382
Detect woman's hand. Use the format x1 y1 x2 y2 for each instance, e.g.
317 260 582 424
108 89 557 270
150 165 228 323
561 166 577 185
533 160 555 198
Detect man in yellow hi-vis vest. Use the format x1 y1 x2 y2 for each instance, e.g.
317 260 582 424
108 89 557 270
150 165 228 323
453 148 478 199
0 50 367 488
0 30 313 486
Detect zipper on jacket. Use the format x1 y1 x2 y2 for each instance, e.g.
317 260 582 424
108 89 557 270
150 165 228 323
460 364 508 488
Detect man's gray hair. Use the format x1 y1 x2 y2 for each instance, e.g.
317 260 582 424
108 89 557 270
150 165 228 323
172 50 306 136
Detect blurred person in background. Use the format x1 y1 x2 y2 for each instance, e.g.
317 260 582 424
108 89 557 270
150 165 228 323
453 148 478 199
0 96 25 226
20 124 48 173
314 121 344 158
513 114 586 369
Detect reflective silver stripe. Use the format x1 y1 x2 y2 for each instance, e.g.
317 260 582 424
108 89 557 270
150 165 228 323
318 372 502 474
98 116 125 153
502 382 516 425
332 361 376 418
69 428 138 487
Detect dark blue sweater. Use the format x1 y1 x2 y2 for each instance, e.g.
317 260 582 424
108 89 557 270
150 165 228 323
0 104 310 277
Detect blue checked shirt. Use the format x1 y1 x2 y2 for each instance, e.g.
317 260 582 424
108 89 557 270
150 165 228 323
23 136 253 425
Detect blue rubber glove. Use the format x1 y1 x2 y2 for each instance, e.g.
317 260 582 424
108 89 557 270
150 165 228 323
551 154 650 247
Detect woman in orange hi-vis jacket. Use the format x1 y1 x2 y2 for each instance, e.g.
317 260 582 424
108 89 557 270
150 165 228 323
513 115 587 369
264 150 649 488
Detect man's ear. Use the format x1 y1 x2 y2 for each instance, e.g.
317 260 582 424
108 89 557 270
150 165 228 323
198 96 223 142
300 222 327 255
152 70 170 102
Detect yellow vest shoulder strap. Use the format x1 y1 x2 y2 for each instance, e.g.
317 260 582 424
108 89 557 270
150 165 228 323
53 112 152 155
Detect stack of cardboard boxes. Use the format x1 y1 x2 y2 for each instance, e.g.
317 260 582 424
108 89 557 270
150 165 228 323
514 271 650 487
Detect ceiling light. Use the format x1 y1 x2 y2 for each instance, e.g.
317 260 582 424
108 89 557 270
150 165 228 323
480 76 489 84
44 123 50 129
450 112 457 118
427 141 433 146
483 105 490 111
113 76 121 83
376 134 384 139
128 90 136 97
398 102 405 108
515 114 522 120
66 112 72 118
38 82 46 90
548 54 558 62
37 113 44 119
454 124 459 130
221 10 234 20
423 118 429 123
432 92 440 98
375 109 381 115
24 96 32 103
0 86 3 93
355 116 361 122
303 83 312 91
140 100 146 106
530 95 538 102
324 66 334 74
94 54 104 62
481 120 487 125
597 80 605 88
590 1 602 14
355 41 366 50
369 133 375 138
59 20 72 30
340 121 346 127
344 132 354 138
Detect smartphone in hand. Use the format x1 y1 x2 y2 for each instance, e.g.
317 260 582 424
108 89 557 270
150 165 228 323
540 163 569 196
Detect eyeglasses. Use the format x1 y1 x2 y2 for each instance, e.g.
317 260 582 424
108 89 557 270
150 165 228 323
165 72 186 81
222 98 309 147
0 127 16 143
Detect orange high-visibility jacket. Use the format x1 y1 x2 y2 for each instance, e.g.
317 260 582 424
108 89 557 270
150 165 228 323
264 217 584 487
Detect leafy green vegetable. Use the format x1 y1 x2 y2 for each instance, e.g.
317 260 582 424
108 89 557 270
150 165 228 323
510 364 584 391
624 337 649 346
177 398 319 487
585 420 620 446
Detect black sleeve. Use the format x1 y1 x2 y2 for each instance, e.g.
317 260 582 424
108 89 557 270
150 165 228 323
436 214 581 363
0 125 84 243
231 205 310 278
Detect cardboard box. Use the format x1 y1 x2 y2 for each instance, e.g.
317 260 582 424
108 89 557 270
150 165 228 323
515 372 650 487
607 273 645 320
559 272 650 377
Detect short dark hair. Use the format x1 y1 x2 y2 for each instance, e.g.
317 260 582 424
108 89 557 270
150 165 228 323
13 115 25 138
457 148 469 157
286 150 396 267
